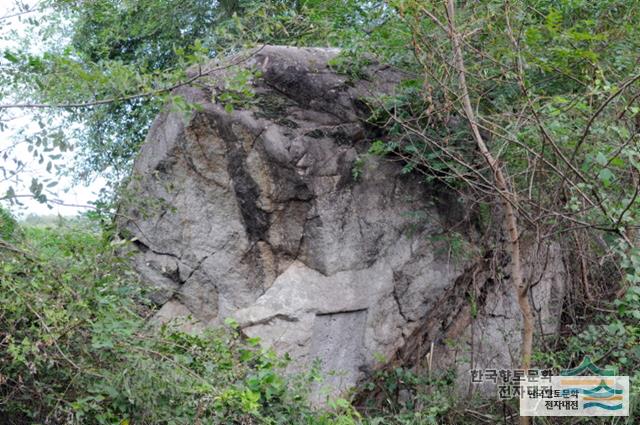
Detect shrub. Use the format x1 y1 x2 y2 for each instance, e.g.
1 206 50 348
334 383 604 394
0 220 359 425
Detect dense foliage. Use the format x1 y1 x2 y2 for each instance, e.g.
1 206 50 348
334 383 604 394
0 214 506 424
0 215 368 424
1 215 637 423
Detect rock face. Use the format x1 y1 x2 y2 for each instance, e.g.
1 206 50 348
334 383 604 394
119 46 566 398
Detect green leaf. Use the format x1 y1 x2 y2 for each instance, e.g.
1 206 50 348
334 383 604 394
595 152 608 166
598 168 614 186
3 50 19 63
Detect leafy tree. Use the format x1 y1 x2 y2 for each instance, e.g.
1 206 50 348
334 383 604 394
57 0 241 180
0 0 369 203
343 4 640 423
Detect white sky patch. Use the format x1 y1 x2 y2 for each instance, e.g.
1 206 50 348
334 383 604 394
0 0 106 217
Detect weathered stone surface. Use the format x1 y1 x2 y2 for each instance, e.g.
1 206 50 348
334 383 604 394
119 45 566 399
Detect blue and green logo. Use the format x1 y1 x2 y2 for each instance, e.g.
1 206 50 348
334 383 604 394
560 357 624 412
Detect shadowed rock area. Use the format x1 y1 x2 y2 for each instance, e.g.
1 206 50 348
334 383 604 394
118 46 566 398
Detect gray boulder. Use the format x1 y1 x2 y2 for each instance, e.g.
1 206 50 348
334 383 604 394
118 45 566 399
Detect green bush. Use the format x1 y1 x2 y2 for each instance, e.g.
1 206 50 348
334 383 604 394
0 207 18 240
0 221 360 425
358 367 456 425
11 220 636 425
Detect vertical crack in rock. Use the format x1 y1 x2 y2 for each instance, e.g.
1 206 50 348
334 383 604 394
214 114 269 242
392 284 409 322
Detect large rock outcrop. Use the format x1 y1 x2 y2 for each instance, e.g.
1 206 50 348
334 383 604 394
119 46 566 398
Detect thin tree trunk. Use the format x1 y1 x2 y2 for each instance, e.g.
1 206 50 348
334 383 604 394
444 2 534 423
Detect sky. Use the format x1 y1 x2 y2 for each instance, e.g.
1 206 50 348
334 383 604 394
0 1 106 217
